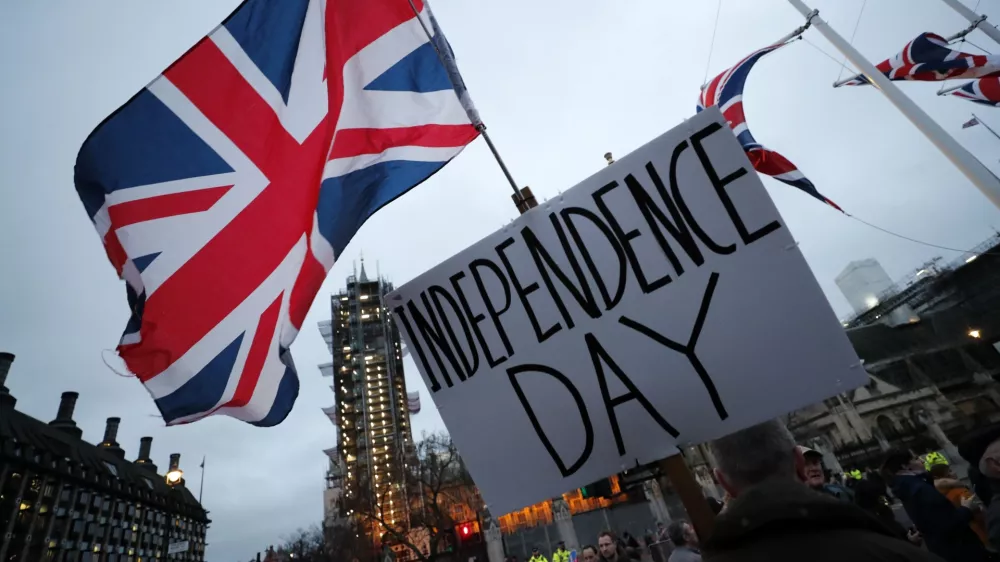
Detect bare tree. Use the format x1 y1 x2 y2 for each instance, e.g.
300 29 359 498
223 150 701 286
344 432 484 562
272 523 368 562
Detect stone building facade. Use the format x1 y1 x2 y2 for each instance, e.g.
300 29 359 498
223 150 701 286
0 353 209 561
788 235 1000 473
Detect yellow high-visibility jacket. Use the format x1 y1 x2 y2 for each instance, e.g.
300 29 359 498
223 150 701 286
530 555 549 562
553 549 570 562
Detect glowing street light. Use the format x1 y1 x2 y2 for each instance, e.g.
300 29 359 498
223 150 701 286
165 453 184 486
969 329 982 339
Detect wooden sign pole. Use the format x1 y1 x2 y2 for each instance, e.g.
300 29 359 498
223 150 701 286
658 455 716 540
511 186 538 214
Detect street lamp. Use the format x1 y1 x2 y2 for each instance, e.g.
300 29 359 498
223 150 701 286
165 453 184 486
969 329 982 339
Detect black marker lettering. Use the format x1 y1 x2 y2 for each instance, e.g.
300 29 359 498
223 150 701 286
450 271 506 369
496 237 562 344
408 295 462 386
586 332 679 457
560 207 627 311
618 272 728 420
522 218 601 330
690 122 780 245
669 141 735 255
593 181 672 294
508 363 594 477
394 305 441 392
624 164 703 277
428 284 479 379
470 257 515 360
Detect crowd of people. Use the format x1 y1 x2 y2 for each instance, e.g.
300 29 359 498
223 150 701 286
505 420 1000 562
701 419 999 561
509 527 699 562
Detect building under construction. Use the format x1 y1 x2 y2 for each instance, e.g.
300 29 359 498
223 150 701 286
318 260 415 547
789 233 1000 470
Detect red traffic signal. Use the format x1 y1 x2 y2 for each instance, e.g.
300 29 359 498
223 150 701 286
455 521 481 544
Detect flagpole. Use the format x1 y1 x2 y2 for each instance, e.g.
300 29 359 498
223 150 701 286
405 0 526 206
787 0 1000 210
198 456 206 504
700 23 813 91
973 113 1000 143
939 82 972 96
939 0 1000 46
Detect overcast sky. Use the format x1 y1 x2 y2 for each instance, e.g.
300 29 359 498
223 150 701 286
3 0 1000 559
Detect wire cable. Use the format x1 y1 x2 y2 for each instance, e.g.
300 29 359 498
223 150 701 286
837 0 869 82
803 37 857 75
962 38 993 54
845 214 998 256
702 0 724 85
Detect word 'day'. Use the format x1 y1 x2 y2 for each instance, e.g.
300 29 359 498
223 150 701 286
389 107 864 515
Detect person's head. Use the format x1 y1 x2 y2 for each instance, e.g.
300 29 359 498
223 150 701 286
556 541 566 551
881 449 924 477
798 446 825 487
666 521 698 548
852 476 890 513
531 547 540 558
708 419 801 497
981 437 1000 479
598 531 617 560
581 545 600 562
657 521 665 531
928 462 955 480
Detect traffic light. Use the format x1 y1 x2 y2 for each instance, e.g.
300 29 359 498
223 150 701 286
455 521 482 545
580 478 613 499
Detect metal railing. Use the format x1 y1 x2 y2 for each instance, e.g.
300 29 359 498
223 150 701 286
840 233 1000 328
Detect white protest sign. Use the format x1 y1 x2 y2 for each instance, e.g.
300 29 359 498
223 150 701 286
388 107 865 515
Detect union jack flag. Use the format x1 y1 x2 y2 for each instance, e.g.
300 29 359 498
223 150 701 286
838 33 1000 87
698 42 842 211
74 0 479 426
952 77 1000 107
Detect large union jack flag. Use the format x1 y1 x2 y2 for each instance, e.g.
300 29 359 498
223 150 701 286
838 32 1000 87
74 0 479 426
952 76 1000 107
698 42 842 211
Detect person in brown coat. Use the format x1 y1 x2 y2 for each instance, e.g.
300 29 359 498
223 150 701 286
701 419 943 562
929 463 992 550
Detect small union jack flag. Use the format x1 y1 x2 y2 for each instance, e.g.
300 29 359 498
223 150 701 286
698 42 842 211
74 0 479 426
838 33 1000 87
953 77 1000 107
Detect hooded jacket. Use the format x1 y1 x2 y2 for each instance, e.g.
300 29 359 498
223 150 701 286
702 479 943 562
890 473 990 562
